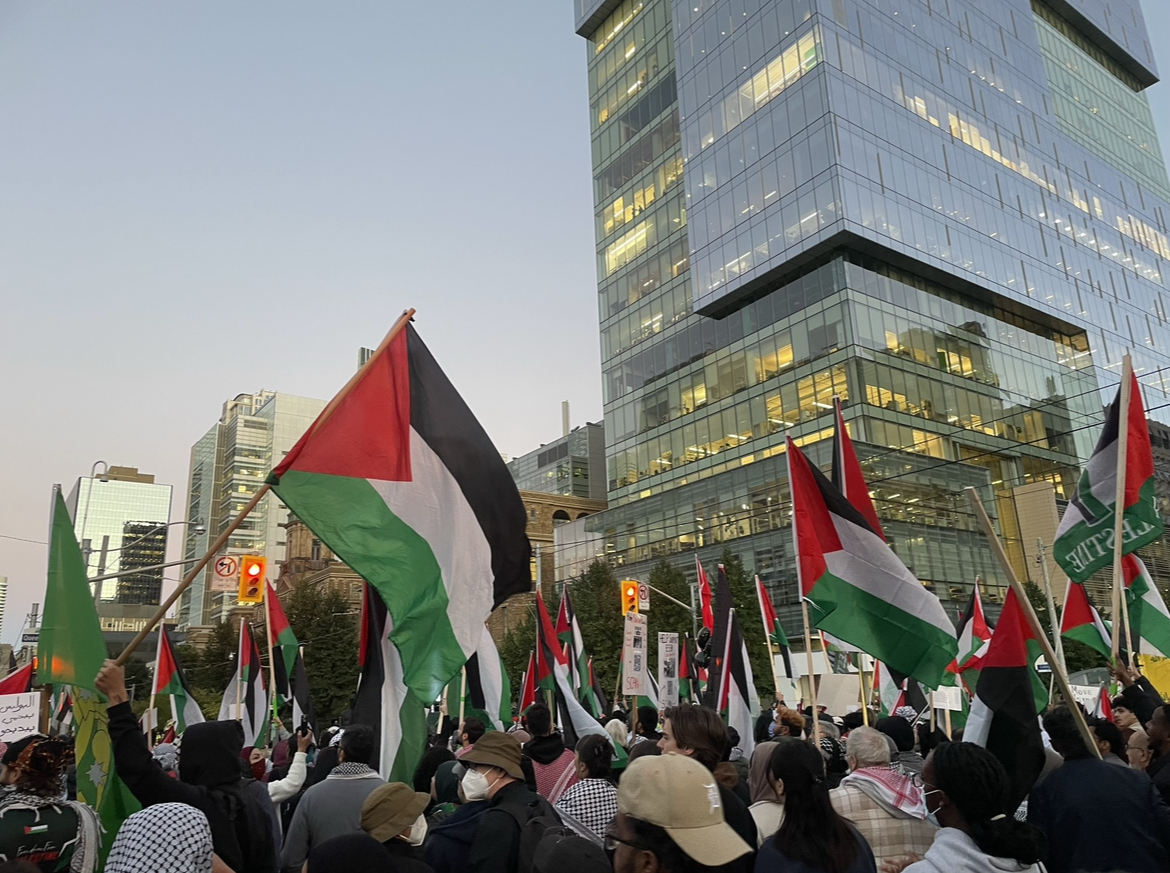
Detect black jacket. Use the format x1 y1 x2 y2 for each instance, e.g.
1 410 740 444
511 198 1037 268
425 801 489 873
1120 677 1164 728
107 701 277 873
1028 756 1170 873
468 780 553 873
382 836 436 873
524 734 568 766
720 783 758 873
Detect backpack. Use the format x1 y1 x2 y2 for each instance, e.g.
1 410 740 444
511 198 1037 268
502 795 563 873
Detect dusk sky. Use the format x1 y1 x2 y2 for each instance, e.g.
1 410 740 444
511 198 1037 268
2 2 1169 644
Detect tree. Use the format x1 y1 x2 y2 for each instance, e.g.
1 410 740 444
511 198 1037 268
718 547 775 703
285 584 359 726
497 609 535 709
565 561 624 700
173 620 239 720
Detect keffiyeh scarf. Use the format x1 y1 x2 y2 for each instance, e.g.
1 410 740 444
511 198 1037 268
106 802 213 873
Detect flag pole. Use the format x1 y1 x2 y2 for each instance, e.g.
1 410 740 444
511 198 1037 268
755 577 783 706
964 487 1101 759
264 581 279 735
859 666 869 726
148 623 162 747
114 308 417 665
235 626 243 722
1111 355 1134 663
800 599 820 745
458 666 467 729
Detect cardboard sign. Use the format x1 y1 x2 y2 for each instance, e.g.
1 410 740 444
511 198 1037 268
0 693 41 742
622 613 649 696
932 686 965 712
658 633 679 709
817 674 862 715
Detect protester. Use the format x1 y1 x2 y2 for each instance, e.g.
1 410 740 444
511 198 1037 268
305 833 397 873
819 736 849 789
659 705 758 860
360 782 434 872
829 727 934 865
281 724 386 871
1027 706 1170 873
555 733 618 836
626 741 662 765
747 741 783 846
105 802 214 873
456 719 487 759
414 746 456 795
427 760 463 824
891 743 1045 873
631 706 662 746
772 708 804 739
523 703 578 803
1146 704 1170 802
533 830 609 873
1088 717 1127 766
757 737 876 873
1113 663 1164 729
1129 730 1153 772
0 735 99 873
423 763 490 873
96 661 276 873
152 742 179 778
268 728 312 803
464 730 558 873
608 754 752 873
1113 698 1142 742
727 727 750 787
605 717 629 751
874 718 923 778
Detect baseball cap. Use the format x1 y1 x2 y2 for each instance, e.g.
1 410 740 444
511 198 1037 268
617 753 751 867
460 731 524 779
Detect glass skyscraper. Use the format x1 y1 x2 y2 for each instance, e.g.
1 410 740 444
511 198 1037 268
570 0 1170 624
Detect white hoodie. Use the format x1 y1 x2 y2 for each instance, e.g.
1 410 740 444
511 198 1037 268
904 828 1044 873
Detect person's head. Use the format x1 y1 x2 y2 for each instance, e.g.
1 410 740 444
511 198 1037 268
659 706 727 773
1113 700 1138 729
840 711 865 735
1147 705 1170 750
1090 717 1124 759
844 726 891 771
534 832 610 873
1127 730 1152 771
611 753 752 873
107 803 213 873
0 736 72 797
923 743 1045 865
748 742 780 805
770 738 857 873
460 718 486 748
433 760 462 805
151 742 178 776
637 706 659 738
754 712 775 745
526 703 553 738
773 707 805 738
628 740 663 764
726 727 741 752
361 782 431 845
412 745 454 794
606 717 629 749
460 731 524 800
575 733 615 783
305 833 396 873
875 716 915 753
1042 707 1093 760
338 724 376 765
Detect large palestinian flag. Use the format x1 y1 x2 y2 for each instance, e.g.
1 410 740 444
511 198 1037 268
706 564 736 708
268 321 532 702
518 650 537 713
265 579 298 706
718 609 759 762
831 397 884 539
1060 580 1112 659
965 587 1047 809
351 582 428 782
556 588 604 718
788 437 957 687
153 625 204 733
217 622 268 746
1124 554 1170 657
1054 370 1161 581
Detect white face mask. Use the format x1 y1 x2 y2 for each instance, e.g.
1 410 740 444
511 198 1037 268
462 768 492 801
405 813 428 846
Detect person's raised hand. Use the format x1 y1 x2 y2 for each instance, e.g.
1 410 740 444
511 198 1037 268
297 730 314 754
1111 661 1136 687
94 660 130 706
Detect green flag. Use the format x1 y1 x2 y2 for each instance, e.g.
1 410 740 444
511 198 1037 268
38 487 140 862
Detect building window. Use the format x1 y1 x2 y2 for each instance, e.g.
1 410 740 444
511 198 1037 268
311 539 322 561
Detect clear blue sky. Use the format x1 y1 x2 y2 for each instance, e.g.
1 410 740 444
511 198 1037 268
0 1 1169 644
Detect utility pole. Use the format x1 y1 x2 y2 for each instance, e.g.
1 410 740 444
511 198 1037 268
1036 539 1068 681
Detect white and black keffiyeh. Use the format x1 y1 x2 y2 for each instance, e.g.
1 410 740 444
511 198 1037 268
328 762 378 779
0 790 100 873
106 803 213 873
555 778 618 837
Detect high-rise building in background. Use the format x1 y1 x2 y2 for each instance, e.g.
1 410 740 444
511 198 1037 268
177 390 326 629
66 466 173 607
568 0 1170 626
507 422 608 500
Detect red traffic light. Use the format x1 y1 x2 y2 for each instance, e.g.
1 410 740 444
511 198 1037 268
621 581 639 615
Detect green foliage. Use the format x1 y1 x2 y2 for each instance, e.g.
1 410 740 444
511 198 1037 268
565 561 624 700
718 547 775 704
498 609 535 708
1021 580 1108 675
285 584 359 726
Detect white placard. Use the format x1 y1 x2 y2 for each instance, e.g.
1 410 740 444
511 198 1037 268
622 613 649 697
773 678 799 708
658 633 679 709
1069 684 1100 710
932 686 965 712
0 693 41 742
817 674 862 715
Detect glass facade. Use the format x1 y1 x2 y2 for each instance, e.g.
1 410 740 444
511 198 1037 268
507 423 608 500
572 0 1170 629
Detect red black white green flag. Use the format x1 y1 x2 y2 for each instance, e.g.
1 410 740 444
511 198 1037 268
268 321 532 703
696 556 715 632
217 622 267 746
518 650 537 714
788 437 957 686
706 564 737 708
153 624 204 734
965 587 1048 809
831 397 884 539
944 584 993 693
534 590 610 748
717 609 758 762
756 576 796 680
1054 370 1161 581
265 579 298 707
1124 554 1170 657
290 647 316 735
556 588 604 718
1059 580 1112 659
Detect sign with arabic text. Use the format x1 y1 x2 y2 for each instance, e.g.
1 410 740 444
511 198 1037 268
0 693 41 742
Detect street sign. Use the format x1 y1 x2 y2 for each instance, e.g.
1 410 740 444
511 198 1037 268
19 632 37 645
211 554 239 593
637 583 650 612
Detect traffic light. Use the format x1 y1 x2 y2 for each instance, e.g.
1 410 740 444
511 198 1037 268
238 556 266 604
621 580 639 615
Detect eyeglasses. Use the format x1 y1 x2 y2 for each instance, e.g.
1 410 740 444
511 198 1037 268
603 833 654 854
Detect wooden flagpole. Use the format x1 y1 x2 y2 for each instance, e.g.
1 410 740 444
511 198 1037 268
859 667 869 725
235 625 243 722
458 667 467 729
801 600 820 745
1111 355 1134 663
115 308 416 666
755 578 784 706
148 620 162 746
965 487 1101 759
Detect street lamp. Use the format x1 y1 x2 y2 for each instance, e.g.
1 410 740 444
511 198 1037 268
77 460 109 567
91 519 207 603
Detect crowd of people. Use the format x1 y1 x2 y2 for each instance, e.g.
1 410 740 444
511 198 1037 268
0 660 1169 872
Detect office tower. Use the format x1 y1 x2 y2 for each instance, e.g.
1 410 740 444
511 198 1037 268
177 390 326 628
570 0 1170 618
66 466 173 605
507 421 608 500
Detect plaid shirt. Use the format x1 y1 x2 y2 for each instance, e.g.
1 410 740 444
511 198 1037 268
830 781 936 863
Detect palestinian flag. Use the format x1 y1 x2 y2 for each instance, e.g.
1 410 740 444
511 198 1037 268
52 688 74 734
706 564 736 708
445 625 511 732
1124 555 1170 657
874 661 904 716
756 576 797 680
1054 370 1161 581
556 588 604 718
518 650 537 713
588 657 609 717
153 625 204 734
0 662 33 694
265 579 298 706
351 583 428 782
217 622 268 746
696 556 715 632
679 635 695 702
831 397 884 539
965 587 1048 809
290 648 316 735
1060 580 1112 659
718 609 759 762
1093 683 1113 720
637 669 660 712
788 437 957 686
535 591 610 748
267 320 532 703
944 584 993 694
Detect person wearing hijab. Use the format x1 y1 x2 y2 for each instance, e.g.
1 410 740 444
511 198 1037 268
106 803 214 873
360 782 434 872
0 735 100 873
748 741 784 846
305 833 397 873
427 760 462 825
